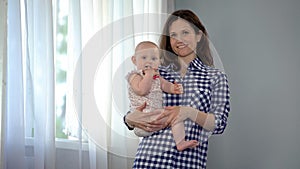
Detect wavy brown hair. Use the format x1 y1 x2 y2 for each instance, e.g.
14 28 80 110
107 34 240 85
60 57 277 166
159 9 214 70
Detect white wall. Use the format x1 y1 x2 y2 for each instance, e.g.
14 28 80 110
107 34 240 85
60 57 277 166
175 0 300 168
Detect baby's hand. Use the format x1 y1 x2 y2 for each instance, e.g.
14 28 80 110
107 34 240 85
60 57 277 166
143 67 159 79
143 68 156 76
172 82 183 94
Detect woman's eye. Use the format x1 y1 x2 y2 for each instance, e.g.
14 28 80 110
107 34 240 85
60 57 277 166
183 30 189 35
142 56 147 59
169 33 176 38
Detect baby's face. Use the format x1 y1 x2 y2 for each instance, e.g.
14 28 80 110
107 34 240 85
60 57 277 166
134 45 160 70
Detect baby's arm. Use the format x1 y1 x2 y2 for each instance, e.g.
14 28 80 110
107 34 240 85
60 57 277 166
129 69 155 96
160 77 183 94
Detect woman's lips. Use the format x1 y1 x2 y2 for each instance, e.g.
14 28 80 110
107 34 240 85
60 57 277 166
177 43 187 49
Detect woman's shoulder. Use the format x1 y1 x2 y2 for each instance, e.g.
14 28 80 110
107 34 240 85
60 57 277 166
204 66 229 86
196 63 228 84
193 58 226 75
206 66 226 76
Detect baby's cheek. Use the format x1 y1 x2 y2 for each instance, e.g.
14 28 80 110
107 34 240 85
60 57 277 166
153 62 161 69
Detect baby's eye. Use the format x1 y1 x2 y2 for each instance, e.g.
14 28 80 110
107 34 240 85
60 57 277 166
142 56 147 59
152 57 158 61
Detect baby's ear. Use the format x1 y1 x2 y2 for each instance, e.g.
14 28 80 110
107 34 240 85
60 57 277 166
131 56 136 65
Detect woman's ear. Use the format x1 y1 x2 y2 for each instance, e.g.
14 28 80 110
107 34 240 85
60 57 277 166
197 30 203 42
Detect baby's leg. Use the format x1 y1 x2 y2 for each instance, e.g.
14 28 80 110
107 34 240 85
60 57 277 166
172 122 199 151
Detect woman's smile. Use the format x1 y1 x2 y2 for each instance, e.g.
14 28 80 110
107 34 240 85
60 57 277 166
176 42 188 49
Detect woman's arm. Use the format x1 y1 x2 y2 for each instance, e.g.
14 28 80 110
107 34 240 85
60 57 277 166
160 106 215 132
209 73 230 134
156 73 230 134
124 103 167 132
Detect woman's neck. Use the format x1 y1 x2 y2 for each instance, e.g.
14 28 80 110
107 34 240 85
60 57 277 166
178 55 196 77
178 54 196 66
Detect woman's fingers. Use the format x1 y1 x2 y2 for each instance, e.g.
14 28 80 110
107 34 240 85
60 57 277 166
153 106 179 128
136 120 164 132
155 107 172 120
132 109 165 132
126 105 169 132
144 123 164 132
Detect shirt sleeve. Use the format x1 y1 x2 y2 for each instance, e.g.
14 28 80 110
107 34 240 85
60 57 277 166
123 112 134 130
210 72 230 135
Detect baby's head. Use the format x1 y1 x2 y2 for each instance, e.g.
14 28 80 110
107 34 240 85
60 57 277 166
131 41 161 70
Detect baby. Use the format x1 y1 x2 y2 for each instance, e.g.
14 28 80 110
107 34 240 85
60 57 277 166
126 41 198 151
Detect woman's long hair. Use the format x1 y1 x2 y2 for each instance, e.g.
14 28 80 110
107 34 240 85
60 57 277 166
159 9 214 71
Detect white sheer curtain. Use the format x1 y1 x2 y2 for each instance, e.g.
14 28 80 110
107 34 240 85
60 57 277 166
2 0 174 169
5 0 26 168
5 0 55 169
0 0 8 168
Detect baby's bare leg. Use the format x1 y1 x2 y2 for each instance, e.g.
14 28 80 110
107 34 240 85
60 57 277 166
172 122 199 151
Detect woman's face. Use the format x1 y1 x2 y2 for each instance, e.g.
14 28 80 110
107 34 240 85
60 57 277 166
169 18 201 59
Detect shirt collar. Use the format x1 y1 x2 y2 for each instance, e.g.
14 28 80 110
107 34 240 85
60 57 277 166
189 57 206 70
159 57 206 72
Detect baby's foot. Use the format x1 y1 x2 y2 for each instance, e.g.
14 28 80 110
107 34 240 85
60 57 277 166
176 140 199 151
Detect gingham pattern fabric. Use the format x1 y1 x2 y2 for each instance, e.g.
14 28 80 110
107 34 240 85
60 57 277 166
133 57 230 169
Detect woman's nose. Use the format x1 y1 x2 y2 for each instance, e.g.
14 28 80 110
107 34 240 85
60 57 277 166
174 33 184 41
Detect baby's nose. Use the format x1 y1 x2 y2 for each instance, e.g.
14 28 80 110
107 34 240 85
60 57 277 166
144 63 152 69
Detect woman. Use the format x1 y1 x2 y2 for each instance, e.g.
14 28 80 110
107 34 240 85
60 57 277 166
124 9 230 169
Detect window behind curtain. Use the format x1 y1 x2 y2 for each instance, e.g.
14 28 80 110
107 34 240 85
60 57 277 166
55 0 69 139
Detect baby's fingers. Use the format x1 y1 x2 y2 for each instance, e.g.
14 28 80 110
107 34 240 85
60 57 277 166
174 82 183 94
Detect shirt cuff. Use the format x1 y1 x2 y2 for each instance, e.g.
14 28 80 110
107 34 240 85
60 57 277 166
123 113 134 130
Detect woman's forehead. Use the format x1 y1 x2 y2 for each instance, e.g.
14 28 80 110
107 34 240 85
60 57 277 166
169 19 193 32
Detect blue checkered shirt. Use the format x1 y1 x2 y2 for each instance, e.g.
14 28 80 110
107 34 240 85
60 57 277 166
133 57 230 169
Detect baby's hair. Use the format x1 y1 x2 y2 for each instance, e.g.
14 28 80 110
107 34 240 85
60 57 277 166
135 41 159 53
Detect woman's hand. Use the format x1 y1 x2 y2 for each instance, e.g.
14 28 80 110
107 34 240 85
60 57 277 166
156 106 215 131
155 106 181 127
155 106 199 127
125 103 166 132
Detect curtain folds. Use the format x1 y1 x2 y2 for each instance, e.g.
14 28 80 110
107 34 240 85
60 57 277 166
5 0 56 169
2 0 174 169
0 0 8 168
26 1 56 169
5 0 25 169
